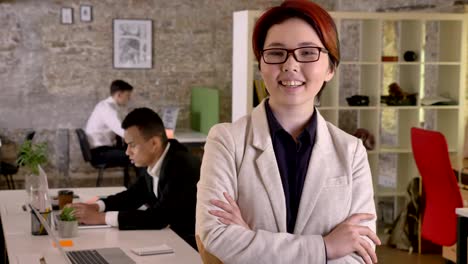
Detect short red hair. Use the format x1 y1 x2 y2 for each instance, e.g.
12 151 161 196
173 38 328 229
252 0 340 69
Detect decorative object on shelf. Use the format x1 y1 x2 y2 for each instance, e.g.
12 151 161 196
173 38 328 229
381 56 398 62
403 51 418 62
346 95 369 106
80 5 92 22
380 82 417 106
113 19 152 69
57 207 78 238
60 7 73 25
353 128 376 150
421 95 457 106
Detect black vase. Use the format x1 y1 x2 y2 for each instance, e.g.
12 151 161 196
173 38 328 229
404 51 417 62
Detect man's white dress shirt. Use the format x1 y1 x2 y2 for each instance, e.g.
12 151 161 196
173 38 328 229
85 96 127 148
96 142 171 227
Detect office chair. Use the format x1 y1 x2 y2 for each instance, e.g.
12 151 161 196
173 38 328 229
0 131 36 189
411 127 463 246
75 129 129 187
196 235 223 264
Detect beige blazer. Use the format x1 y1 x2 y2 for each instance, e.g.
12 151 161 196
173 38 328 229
196 101 376 264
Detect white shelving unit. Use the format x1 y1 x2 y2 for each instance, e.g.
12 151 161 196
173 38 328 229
232 10 467 229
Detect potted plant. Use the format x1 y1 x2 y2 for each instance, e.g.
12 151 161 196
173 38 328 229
17 140 49 199
17 140 48 175
17 139 52 235
57 207 78 238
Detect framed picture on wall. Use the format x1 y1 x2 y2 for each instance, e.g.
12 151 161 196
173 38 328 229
61 7 73 24
113 19 152 69
80 5 92 22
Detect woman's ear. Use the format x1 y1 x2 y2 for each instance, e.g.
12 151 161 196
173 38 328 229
325 64 335 82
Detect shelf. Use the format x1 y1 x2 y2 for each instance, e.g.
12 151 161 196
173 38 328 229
376 191 406 197
425 61 462 66
379 148 413 153
340 61 381 65
316 106 336 110
379 147 457 153
380 106 419 110
339 61 462 66
337 106 379 110
420 105 459 110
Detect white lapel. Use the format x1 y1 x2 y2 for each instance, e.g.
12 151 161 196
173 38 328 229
294 110 333 234
251 101 287 232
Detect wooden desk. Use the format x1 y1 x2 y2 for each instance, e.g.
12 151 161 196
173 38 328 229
0 187 202 264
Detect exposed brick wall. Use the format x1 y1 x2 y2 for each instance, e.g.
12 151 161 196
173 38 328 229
0 0 465 188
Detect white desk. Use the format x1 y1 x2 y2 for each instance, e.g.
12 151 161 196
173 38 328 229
174 130 207 144
0 187 202 264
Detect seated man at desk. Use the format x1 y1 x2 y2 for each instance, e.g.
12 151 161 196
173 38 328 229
71 107 201 249
84 79 133 167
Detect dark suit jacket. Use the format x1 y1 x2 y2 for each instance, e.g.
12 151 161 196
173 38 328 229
101 139 200 249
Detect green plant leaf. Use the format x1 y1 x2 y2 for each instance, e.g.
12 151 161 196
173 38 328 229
16 140 48 175
60 207 77 221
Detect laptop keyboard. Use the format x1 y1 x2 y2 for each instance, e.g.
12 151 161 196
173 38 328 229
66 250 110 264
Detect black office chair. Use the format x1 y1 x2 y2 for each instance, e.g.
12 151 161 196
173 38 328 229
0 131 35 189
75 129 129 187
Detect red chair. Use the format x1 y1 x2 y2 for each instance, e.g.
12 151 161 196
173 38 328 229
411 127 463 246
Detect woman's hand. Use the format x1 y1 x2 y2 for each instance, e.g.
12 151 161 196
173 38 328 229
209 192 250 230
323 213 381 264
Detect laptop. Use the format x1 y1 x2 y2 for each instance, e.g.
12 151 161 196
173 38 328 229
29 204 135 264
162 106 179 139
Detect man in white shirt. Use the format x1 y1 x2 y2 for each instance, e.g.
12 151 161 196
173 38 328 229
71 108 200 249
84 80 133 184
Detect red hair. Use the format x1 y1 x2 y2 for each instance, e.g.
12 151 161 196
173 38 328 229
252 0 340 69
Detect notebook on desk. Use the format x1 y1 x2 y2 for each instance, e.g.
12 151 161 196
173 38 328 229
29 204 135 264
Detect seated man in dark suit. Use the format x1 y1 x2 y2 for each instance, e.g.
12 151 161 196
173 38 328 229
71 107 200 249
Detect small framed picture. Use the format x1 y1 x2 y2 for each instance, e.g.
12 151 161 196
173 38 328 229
113 19 153 69
80 5 92 22
61 7 73 25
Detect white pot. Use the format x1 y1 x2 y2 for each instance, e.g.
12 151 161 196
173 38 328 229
57 220 78 238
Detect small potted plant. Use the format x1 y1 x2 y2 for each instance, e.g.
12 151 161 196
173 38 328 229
17 139 52 235
17 140 48 176
57 207 78 238
17 140 49 207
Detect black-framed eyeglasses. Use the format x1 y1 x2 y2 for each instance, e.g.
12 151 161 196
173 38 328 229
261 46 328 64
